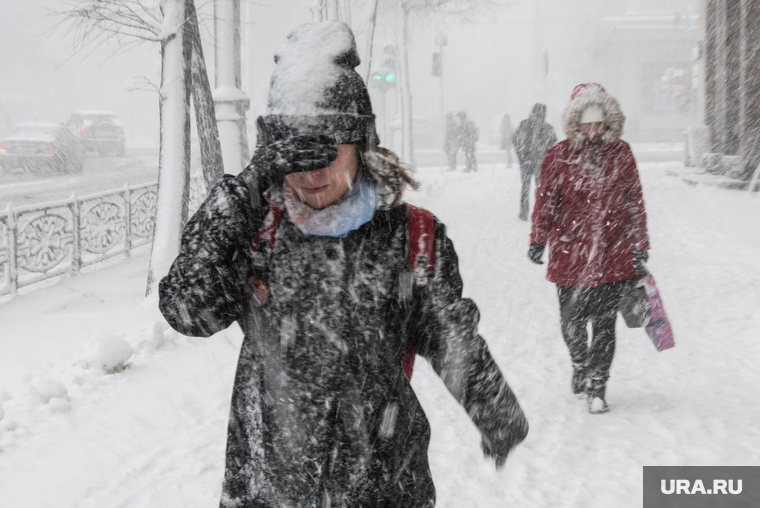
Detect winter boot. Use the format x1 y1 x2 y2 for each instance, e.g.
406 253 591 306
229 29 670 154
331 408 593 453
571 366 587 395
586 377 608 414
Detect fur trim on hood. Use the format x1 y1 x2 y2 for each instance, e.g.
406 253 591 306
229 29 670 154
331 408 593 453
563 83 625 150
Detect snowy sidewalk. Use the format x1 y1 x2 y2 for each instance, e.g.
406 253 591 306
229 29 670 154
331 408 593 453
1 162 759 507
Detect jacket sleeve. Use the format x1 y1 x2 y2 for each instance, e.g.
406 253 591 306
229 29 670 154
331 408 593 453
512 123 526 161
158 172 267 337
622 146 650 252
411 218 529 460
530 144 561 245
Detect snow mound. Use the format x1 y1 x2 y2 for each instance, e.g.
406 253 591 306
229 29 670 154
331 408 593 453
79 332 133 373
29 375 67 404
133 320 178 351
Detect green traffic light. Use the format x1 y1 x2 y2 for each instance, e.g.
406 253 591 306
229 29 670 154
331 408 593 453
385 72 396 83
372 73 382 81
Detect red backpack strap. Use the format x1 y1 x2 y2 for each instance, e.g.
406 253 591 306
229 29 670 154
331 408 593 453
406 203 434 279
252 205 282 252
248 205 282 306
402 203 434 380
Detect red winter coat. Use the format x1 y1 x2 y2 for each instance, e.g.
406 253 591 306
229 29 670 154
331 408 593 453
530 85 649 288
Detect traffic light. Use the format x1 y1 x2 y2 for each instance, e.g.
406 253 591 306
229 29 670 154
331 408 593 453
370 68 396 90
370 43 397 91
382 43 396 71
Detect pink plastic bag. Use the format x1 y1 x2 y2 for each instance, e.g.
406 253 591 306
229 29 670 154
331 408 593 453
642 275 675 351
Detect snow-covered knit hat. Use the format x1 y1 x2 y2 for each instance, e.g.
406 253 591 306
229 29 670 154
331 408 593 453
563 83 625 149
259 21 379 148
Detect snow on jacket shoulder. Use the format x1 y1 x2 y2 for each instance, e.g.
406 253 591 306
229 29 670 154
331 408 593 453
159 169 528 508
530 138 649 288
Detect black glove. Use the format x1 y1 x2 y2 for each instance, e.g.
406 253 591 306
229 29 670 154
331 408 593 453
251 117 338 189
481 437 510 471
528 243 545 265
633 251 649 279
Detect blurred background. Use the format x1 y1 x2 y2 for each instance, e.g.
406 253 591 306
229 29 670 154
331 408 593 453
0 0 703 148
2 0 757 189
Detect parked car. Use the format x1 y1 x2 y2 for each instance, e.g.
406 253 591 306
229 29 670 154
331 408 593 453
0 123 85 174
65 110 125 157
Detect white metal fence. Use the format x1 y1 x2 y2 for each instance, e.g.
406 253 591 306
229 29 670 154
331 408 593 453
0 177 205 296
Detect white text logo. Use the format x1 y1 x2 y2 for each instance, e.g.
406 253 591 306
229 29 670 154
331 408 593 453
661 479 742 495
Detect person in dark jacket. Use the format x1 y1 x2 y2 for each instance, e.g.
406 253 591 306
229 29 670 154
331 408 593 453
513 104 557 220
456 111 479 172
499 113 514 167
443 112 459 171
528 83 650 414
159 21 528 508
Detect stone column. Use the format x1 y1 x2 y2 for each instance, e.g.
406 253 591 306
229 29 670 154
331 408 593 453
740 0 760 174
724 0 742 155
704 0 719 149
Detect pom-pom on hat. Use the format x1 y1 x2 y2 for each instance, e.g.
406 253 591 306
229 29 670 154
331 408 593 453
258 21 379 148
570 82 606 101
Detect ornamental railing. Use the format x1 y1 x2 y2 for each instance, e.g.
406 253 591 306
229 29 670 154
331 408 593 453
0 177 205 297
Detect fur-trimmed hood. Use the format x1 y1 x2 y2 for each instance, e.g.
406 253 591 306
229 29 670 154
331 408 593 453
563 83 625 150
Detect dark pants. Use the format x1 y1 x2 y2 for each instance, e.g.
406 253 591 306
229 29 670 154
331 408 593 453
556 281 627 390
463 145 477 172
446 148 457 171
519 162 540 220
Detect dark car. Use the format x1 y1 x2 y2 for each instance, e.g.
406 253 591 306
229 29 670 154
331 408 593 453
0 123 85 174
65 110 125 157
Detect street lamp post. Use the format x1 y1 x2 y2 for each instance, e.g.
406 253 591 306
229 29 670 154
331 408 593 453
214 0 250 175
434 34 447 161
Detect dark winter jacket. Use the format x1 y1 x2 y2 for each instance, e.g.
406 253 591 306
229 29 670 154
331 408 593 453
457 116 479 150
529 87 649 288
159 168 528 507
513 104 557 166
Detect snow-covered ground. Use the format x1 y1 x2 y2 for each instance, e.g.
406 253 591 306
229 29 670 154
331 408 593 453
1 161 759 507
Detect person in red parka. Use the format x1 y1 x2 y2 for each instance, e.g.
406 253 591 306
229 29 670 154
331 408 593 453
528 83 650 414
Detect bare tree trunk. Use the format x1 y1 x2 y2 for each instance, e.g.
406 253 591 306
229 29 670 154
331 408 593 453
397 0 414 164
147 0 192 295
186 0 224 190
310 0 325 21
364 0 380 84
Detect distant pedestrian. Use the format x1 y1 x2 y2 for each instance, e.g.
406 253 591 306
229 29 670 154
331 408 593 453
456 111 479 172
500 113 514 167
513 104 557 220
528 83 650 414
444 112 459 171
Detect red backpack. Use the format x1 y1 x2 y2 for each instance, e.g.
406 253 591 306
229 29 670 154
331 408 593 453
248 203 434 381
